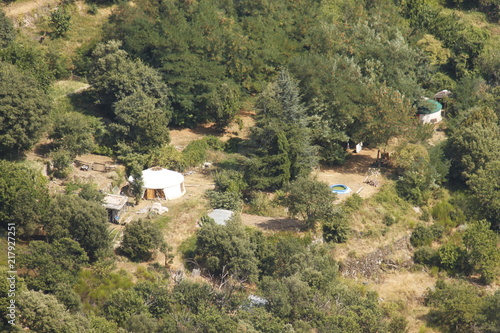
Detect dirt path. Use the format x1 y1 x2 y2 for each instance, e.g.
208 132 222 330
3 0 60 17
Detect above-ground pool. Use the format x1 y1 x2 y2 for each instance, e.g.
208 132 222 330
330 184 351 194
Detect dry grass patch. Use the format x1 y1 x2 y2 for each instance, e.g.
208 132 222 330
370 271 440 333
51 80 90 100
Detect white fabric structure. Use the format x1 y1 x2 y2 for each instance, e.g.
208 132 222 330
434 90 452 99
418 111 442 124
129 168 186 200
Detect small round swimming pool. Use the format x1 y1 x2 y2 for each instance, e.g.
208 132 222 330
330 184 351 194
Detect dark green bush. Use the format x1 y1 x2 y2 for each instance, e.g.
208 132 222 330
214 169 247 194
414 247 440 266
323 217 349 243
206 190 242 211
225 137 244 153
410 225 434 247
202 135 225 151
430 224 444 239
383 214 398 226
119 220 164 262
437 243 469 273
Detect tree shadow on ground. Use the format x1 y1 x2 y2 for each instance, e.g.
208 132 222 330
254 218 305 231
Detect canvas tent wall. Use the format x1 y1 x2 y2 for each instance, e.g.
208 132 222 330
129 168 186 200
416 99 443 124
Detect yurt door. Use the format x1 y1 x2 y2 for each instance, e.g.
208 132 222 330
145 189 155 200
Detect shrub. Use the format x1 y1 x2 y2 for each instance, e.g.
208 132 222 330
246 191 278 216
383 214 398 226
420 207 431 222
214 169 247 194
206 190 242 211
430 224 444 239
225 137 244 153
51 149 72 179
410 225 434 247
182 140 209 167
323 215 349 243
119 220 164 262
343 193 363 213
202 135 225 150
50 7 71 38
437 243 468 273
147 145 184 171
388 315 409 333
431 200 455 228
414 247 440 266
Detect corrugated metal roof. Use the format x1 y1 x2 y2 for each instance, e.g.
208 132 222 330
103 194 127 210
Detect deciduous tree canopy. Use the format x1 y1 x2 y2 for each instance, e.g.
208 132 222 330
0 62 51 157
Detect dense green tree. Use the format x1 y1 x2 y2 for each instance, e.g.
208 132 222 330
50 149 73 179
44 195 110 262
119 219 164 262
0 267 26 329
123 313 158 333
322 215 349 243
480 291 500 332
353 83 417 145
102 288 146 326
0 62 51 157
171 280 216 315
49 112 96 157
77 182 105 203
88 40 170 113
19 238 88 292
195 218 260 282
246 127 293 190
462 220 499 284
426 280 484 333
0 160 49 237
289 54 361 164
468 160 500 229
280 177 337 229
134 281 171 319
247 70 317 189
0 43 54 91
17 290 92 333
0 9 15 47
110 91 170 153
446 107 500 181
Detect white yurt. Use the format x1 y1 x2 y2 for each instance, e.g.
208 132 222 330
129 167 186 200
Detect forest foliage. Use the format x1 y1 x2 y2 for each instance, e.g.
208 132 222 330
0 0 499 332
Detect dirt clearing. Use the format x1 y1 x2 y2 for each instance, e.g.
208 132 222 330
170 110 255 149
314 148 386 200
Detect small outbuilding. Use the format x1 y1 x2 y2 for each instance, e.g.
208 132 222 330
129 167 186 200
103 194 128 223
416 98 443 124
